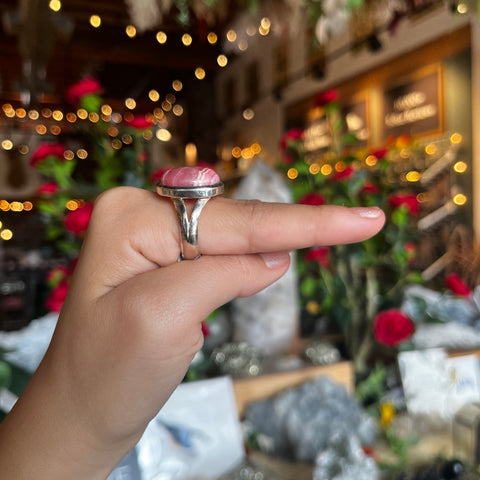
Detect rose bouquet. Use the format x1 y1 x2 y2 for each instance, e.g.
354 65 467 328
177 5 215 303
31 77 164 312
279 90 421 373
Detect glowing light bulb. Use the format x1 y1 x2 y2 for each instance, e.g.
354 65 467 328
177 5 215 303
90 15 101 28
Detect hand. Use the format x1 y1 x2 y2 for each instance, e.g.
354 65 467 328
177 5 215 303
0 187 384 479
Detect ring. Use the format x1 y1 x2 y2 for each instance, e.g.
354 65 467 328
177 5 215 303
156 166 224 260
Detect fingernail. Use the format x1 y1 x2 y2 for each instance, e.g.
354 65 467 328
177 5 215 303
351 207 383 218
260 252 290 269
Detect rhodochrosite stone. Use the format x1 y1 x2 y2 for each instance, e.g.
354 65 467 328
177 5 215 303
161 166 220 187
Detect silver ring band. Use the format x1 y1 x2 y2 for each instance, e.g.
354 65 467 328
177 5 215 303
156 180 224 260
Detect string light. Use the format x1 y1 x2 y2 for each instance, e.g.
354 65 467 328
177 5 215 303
156 129 171 142
450 132 462 144
66 112 77 122
321 164 332 175
232 147 242 158
172 80 183 91
64 150 75 160
15 108 26 118
28 110 39 120
0 229 13 241
365 155 377 166
1 140 13 150
226 30 237 42
36 125 47 135
41 108 52 118
49 0 61 11
406 170 421 182
90 15 101 28
156 31 167 44
125 98 136 110
425 144 437 155
165 93 176 104
287 168 298 179
149 90 160 102
242 108 254 120
161 100 172 111
173 105 183 116
207 32 217 44
126 25 136 38
453 193 467 206
77 149 88 159
182 33 192 46
194 68 206 80
454 161 468 173
217 55 228 67
52 110 63 121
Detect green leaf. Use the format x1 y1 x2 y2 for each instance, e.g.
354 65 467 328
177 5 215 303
0 361 12 390
300 276 317 298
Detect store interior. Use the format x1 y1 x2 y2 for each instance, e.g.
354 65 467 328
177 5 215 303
1 1 480 479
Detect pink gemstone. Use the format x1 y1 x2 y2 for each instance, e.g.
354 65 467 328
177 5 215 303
161 166 220 187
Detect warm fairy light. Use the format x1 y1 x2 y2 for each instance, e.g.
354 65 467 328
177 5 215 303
64 150 75 160
125 98 136 110
28 110 39 120
52 110 63 121
143 130 154 140
425 143 437 155
306 301 320 315
450 132 462 144
90 15 101 28
172 80 183 91
23 201 33 211
400 148 410 159
259 25 270 36
108 126 119 137
149 90 160 102
36 124 47 135
406 170 421 182
453 194 467 206
454 161 468 173
101 104 112 116
365 155 377 167
173 105 183 116
185 143 197 166
50 125 61 135
260 17 271 29
241 148 253 159
309 164 320 175
4 109 14 118
77 108 88 120
41 108 52 118
10 201 23 212
207 32 217 44
243 108 254 120
232 147 242 158
457 2 468 14
15 108 26 118
2 103 12 113
0 200 9 211
77 149 88 159
156 128 172 142
238 40 248 51
182 33 192 46
122 134 133 145
217 54 228 67
49 0 61 11
18 145 29 154
154 108 164 119
287 168 298 180
226 30 237 42
1 229 13 241
66 112 77 123
166 93 176 104
334 161 346 172
89 112 99 123
156 31 167 44
2 140 13 150
195 68 206 80
66 200 79 211
251 143 261 154
321 164 333 176
161 100 172 111
126 25 136 38
112 139 122 150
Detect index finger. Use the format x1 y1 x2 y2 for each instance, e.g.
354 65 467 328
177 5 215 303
78 187 385 292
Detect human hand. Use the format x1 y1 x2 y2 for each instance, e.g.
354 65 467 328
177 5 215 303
0 186 384 479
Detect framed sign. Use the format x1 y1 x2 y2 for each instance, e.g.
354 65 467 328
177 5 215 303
382 65 443 139
341 92 370 147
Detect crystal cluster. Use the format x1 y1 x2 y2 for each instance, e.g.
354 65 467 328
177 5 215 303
245 376 379 478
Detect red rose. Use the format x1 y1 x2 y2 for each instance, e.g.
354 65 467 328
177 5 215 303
280 128 304 151
445 273 471 297
30 143 66 167
45 280 69 312
37 182 59 195
370 148 388 159
314 89 339 106
299 192 325 206
64 203 94 235
201 321 210 337
332 166 354 181
360 182 380 195
126 115 154 130
66 76 102 105
388 194 419 215
304 247 330 268
373 309 415 347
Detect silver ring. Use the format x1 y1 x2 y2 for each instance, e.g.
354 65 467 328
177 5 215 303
156 167 224 260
